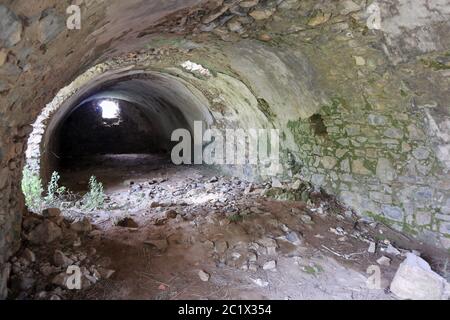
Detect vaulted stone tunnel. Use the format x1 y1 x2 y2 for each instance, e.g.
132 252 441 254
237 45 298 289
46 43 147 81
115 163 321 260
1 0 450 300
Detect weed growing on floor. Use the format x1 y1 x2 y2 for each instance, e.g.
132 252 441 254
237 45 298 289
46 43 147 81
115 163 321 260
22 168 72 213
21 167 44 213
228 213 244 223
82 176 105 211
44 171 66 206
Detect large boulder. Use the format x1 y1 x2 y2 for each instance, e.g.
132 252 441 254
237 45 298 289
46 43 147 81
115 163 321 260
70 218 92 233
0 5 22 48
390 253 450 300
28 220 62 245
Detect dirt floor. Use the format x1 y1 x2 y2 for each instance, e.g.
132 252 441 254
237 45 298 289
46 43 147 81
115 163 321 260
9 154 450 300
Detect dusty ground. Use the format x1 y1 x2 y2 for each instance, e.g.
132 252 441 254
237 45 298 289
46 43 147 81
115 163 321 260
10 154 450 300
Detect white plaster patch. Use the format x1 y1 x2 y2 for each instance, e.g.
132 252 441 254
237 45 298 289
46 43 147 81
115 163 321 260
181 61 211 77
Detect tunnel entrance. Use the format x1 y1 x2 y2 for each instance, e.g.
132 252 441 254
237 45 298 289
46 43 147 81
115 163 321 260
11 50 450 303
54 98 177 192
21 69 216 216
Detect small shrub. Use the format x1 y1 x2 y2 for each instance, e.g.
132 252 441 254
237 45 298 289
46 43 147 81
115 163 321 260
82 176 105 211
45 171 66 206
228 214 244 223
21 168 44 213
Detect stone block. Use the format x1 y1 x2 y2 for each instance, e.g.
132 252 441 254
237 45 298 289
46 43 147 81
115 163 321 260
390 253 449 300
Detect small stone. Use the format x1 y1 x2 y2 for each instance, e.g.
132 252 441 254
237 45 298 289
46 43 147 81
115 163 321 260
257 237 277 248
300 214 313 224
258 33 272 42
354 56 365 66
89 230 102 239
52 272 69 287
227 19 243 33
239 0 259 8
198 270 210 282
98 268 115 279
251 278 269 287
202 5 229 24
263 260 277 271
150 201 161 208
154 217 167 226
165 209 178 219
308 10 332 27
73 238 82 247
385 244 401 256
0 49 7 66
214 240 228 254
144 239 169 252
116 217 138 228
377 256 391 266
340 0 361 15
248 252 258 262
22 248 36 263
248 264 258 272
231 252 241 260
70 218 92 233
285 232 302 245
271 177 283 188
43 208 61 217
53 250 74 268
251 277 268 287
368 242 376 253
36 291 48 300
249 8 275 20
291 180 302 190
84 274 98 284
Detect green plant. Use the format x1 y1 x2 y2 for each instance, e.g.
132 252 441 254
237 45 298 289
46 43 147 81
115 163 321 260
228 213 244 223
44 171 66 206
82 176 105 211
21 168 44 213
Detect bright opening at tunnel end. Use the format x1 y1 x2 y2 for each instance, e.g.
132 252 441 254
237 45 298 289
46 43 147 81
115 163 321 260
99 100 120 119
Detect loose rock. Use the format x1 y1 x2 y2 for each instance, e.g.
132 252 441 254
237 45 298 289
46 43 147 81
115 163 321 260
116 217 139 228
0 5 22 47
70 218 92 233
198 270 210 282
368 242 376 254
376 256 391 266
144 239 169 252
263 260 277 271
390 253 449 300
53 250 74 268
28 220 62 245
